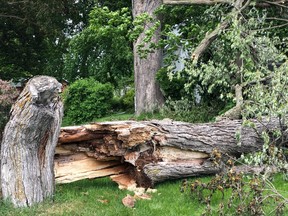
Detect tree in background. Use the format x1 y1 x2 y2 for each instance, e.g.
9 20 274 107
0 0 104 81
132 0 165 115
64 6 133 86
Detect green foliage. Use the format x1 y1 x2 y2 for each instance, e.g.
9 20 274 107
241 61 288 179
182 158 288 215
64 6 133 86
0 80 18 140
161 98 225 123
62 78 114 125
156 68 187 100
121 88 135 110
0 0 75 80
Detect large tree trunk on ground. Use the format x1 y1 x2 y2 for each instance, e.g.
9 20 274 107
55 118 280 188
0 76 63 207
132 0 165 116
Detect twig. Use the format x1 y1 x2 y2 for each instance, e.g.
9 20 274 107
263 0 288 8
0 14 26 21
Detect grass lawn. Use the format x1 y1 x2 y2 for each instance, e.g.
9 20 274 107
0 174 287 216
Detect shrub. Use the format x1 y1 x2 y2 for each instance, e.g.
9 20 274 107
122 88 134 110
63 78 114 125
161 98 226 123
0 79 19 140
156 68 187 100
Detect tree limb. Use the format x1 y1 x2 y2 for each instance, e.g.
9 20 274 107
191 0 251 63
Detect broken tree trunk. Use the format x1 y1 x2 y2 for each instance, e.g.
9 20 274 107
55 118 280 188
1 76 63 207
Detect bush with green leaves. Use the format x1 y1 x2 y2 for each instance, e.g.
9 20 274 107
63 78 114 125
160 97 226 123
0 79 19 140
121 88 134 110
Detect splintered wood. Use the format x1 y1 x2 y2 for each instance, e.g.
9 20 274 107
55 121 157 186
55 119 280 187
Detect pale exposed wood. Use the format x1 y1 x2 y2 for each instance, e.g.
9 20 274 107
110 174 137 190
55 153 121 180
56 164 127 184
1 76 63 207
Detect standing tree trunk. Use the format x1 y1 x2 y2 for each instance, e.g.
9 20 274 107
133 0 165 116
0 76 63 207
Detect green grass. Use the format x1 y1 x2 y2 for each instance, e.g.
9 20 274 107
62 111 167 127
0 177 203 216
0 175 287 216
93 111 167 123
93 112 135 122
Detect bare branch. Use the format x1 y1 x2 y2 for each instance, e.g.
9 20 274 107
0 14 26 21
7 1 28 4
262 0 288 8
266 17 288 22
256 22 288 31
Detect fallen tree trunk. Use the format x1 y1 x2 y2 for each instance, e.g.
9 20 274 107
55 118 280 187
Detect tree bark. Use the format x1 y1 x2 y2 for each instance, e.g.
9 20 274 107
55 118 281 187
0 76 63 207
132 0 165 116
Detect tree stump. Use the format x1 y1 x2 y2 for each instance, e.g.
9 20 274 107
0 76 63 207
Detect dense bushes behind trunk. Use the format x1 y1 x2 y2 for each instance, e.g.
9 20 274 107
0 80 19 142
62 78 114 125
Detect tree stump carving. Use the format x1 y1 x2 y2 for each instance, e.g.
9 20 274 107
0 76 63 207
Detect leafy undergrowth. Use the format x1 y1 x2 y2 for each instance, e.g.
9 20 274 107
0 175 287 216
182 174 288 216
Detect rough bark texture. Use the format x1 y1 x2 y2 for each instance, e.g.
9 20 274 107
0 76 63 207
55 118 280 187
133 0 164 115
